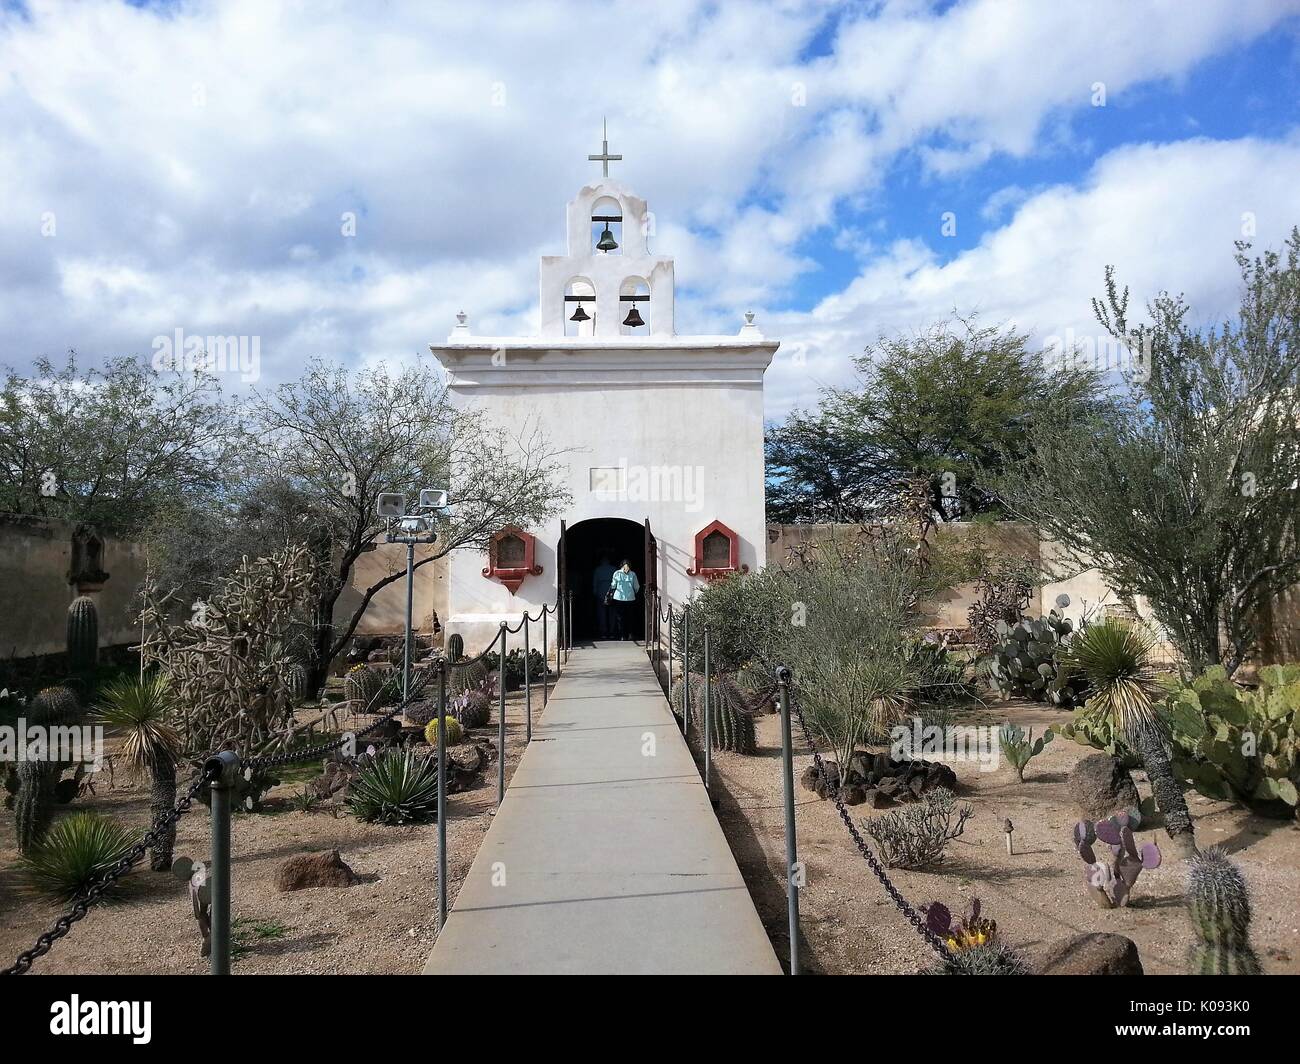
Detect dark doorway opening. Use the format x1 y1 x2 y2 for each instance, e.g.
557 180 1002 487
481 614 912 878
563 517 645 643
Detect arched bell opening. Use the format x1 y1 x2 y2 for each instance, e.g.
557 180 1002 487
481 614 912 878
590 196 622 255
619 276 650 335
564 277 596 338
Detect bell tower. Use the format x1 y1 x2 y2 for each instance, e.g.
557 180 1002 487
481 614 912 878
539 123 675 338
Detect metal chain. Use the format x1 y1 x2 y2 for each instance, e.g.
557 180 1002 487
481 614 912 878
786 686 952 962
2 767 216 976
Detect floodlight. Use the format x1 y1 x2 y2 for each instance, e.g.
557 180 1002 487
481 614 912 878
397 514 430 534
419 488 449 510
376 493 406 519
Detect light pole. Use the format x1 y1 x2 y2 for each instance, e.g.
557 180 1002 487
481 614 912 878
378 489 447 702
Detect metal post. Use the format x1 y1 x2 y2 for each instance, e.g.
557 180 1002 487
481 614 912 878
682 607 691 734
541 608 549 705
666 607 674 707
523 612 532 742
403 540 415 702
776 666 800 975
204 750 241 976
497 623 507 806
436 661 448 929
566 591 574 658
703 625 712 791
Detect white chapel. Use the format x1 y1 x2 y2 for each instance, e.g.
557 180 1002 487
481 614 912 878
431 131 779 650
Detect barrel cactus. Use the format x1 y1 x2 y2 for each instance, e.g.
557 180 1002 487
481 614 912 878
32 685 82 725
344 665 385 710
1186 847 1262 975
449 656 490 698
65 595 99 672
15 759 59 855
424 716 463 746
451 690 491 730
447 633 465 660
924 940 1028 975
284 663 310 704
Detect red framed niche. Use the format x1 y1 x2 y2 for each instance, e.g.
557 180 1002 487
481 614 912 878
686 520 749 580
482 526 543 594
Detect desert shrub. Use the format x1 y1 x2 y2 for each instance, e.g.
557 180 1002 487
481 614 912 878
672 567 790 673
481 648 549 692
22 812 136 900
984 597 1088 707
347 750 439 825
863 786 972 869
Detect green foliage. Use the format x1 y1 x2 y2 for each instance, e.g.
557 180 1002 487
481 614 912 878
22 811 135 900
348 750 440 825
985 602 1086 707
1165 663 1300 817
765 317 1106 523
672 568 791 674
997 723 1053 781
481 648 548 692
93 674 182 777
1186 847 1262 975
998 231 1300 676
424 715 463 746
1058 709 1142 769
449 655 491 698
65 595 99 672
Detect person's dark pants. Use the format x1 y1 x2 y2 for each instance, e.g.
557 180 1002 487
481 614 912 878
595 600 612 639
612 600 634 640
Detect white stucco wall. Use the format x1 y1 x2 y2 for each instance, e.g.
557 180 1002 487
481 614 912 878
431 338 776 653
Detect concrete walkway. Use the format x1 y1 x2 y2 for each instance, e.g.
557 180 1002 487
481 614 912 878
423 641 781 975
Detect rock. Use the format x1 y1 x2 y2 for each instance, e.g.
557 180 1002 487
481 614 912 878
877 776 902 798
908 775 926 798
847 753 872 784
275 849 359 892
1069 754 1140 821
1034 932 1144 976
841 784 866 806
799 765 822 794
862 787 891 809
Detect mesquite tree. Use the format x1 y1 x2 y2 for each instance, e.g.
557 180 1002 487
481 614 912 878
999 231 1300 676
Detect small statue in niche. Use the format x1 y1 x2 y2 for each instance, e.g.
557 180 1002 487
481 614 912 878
68 523 109 592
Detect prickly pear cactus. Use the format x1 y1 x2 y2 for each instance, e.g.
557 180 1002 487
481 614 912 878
985 597 1087 707
1186 847 1262 975
66 594 99 672
344 665 385 710
1166 664 1299 818
1074 809 1161 908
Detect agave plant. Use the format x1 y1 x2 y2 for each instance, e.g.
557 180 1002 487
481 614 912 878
1061 618 1196 858
22 811 136 901
347 750 440 825
94 674 184 870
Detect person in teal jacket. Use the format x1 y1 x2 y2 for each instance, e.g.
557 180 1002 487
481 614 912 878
610 560 640 641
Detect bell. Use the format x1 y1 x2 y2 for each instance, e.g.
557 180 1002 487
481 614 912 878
569 303 590 323
596 224 619 252
623 303 645 328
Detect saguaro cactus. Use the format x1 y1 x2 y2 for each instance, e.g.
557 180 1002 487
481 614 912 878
15 760 58 855
1186 847 1262 975
66 595 99 672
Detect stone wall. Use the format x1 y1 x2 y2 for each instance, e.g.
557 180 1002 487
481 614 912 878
0 513 452 661
0 514 148 659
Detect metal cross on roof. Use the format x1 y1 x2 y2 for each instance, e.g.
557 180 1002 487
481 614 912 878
588 117 622 178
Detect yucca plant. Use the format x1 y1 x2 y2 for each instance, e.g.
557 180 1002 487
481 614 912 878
347 750 440 825
94 674 184 871
22 811 136 901
1062 618 1196 858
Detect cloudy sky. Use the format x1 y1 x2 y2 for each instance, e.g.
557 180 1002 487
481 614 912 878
3 0 1299 417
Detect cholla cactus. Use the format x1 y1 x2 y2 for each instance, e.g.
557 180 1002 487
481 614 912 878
1186 847 1262 975
1075 809 1161 908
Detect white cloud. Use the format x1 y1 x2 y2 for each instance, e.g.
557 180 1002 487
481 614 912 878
762 133 1300 417
0 0 1297 410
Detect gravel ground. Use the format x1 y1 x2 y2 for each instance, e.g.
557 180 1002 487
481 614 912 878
0 688 544 975
705 699 1300 975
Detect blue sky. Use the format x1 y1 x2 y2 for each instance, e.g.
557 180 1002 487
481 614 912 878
1 0 1299 416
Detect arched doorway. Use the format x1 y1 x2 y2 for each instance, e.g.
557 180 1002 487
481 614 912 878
563 517 646 643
